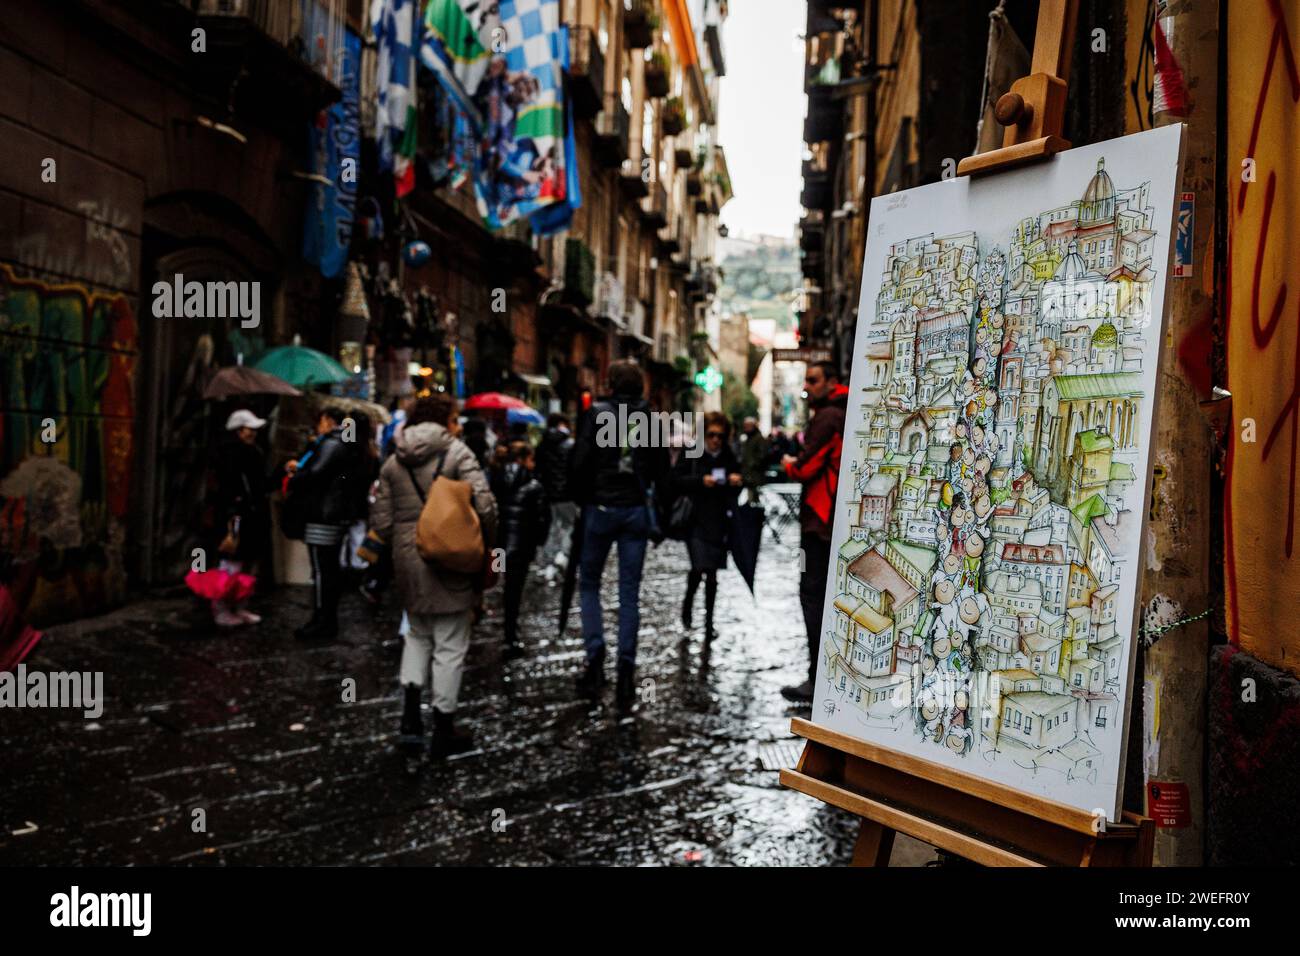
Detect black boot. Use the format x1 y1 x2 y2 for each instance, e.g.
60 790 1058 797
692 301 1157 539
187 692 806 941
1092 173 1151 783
615 662 635 712
295 613 337 642
682 572 699 629
703 572 718 641
576 657 606 698
429 708 474 759
398 684 423 756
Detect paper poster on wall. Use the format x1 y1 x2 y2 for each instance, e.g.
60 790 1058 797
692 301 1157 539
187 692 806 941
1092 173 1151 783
812 125 1184 820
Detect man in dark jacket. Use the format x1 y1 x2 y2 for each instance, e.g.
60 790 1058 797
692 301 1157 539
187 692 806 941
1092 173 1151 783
286 406 360 642
496 441 552 655
568 361 668 708
536 413 573 500
780 361 849 703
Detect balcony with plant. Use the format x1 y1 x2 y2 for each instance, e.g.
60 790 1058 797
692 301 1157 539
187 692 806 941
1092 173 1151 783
644 50 670 99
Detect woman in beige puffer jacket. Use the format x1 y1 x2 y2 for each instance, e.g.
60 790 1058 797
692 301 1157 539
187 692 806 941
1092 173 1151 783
370 394 497 761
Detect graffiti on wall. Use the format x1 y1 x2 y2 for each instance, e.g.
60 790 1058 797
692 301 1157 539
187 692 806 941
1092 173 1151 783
0 263 138 626
1224 0 1300 674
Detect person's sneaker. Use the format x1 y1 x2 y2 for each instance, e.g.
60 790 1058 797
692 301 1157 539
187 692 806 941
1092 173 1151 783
398 684 424 757
615 663 635 712
780 680 813 703
502 641 524 660
576 658 606 698
213 609 244 628
235 608 262 624
428 708 474 759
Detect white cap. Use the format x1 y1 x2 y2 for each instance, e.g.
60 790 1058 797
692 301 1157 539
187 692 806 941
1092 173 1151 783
226 409 267 431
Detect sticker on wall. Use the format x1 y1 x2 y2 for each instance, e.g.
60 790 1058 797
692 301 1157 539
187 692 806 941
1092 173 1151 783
1174 191 1194 277
1147 780 1191 828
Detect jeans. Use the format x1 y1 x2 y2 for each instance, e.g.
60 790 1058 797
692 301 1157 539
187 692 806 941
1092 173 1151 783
799 532 832 687
579 503 649 668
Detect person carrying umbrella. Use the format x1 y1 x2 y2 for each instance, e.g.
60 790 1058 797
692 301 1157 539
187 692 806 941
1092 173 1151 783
284 406 361 642
671 412 742 641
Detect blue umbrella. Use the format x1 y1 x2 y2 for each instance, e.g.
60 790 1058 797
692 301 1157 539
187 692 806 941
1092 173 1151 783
506 406 545 427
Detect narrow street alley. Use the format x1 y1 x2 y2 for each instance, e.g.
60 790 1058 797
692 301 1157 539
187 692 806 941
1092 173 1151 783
0 529 933 866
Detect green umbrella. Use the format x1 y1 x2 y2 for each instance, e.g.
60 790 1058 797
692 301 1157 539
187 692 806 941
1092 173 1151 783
251 334 350 388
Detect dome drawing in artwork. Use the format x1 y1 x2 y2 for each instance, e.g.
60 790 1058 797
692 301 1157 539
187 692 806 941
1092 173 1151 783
1080 157 1116 225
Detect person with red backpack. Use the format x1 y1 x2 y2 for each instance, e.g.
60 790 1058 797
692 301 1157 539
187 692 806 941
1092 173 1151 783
780 360 849 704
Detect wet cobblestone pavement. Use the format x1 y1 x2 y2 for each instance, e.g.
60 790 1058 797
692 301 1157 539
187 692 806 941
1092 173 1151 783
1 532 935 866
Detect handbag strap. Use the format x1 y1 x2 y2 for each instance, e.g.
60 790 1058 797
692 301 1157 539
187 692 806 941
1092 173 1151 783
404 452 446 504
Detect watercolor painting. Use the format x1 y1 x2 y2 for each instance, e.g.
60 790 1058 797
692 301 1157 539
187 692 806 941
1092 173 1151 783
811 126 1184 820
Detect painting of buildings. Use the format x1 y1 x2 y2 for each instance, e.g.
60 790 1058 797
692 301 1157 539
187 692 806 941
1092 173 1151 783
812 127 1183 819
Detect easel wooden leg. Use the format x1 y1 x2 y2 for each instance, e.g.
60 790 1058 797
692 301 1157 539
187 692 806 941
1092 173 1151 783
850 818 895 867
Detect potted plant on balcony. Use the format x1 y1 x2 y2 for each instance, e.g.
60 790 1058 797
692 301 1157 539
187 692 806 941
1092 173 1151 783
644 50 670 98
624 0 654 49
661 96 685 136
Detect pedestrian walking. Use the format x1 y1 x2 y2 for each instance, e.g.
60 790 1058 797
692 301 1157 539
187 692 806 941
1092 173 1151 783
779 361 849 703
535 413 575 583
342 413 380 587
370 394 497 760
284 406 361 642
568 361 668 709
672 412 742 640
496 440 552 655
461 417 491 469
734 415 769 500
193 409 270 627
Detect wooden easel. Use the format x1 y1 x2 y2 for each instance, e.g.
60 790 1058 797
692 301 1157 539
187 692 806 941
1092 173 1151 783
958 0 1078 177
782 0 1154 867
781 719 1153 866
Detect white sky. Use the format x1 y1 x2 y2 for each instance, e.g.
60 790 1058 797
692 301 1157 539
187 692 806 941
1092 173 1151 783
717 0 807 241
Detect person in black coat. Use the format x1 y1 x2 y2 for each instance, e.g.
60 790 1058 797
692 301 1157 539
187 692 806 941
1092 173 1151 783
535 413 574 502
285 406 360 642
672 412 742 640
208 409 271 626
495 440 552 654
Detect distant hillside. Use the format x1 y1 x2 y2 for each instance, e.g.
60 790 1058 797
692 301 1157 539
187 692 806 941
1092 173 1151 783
718 235 800 332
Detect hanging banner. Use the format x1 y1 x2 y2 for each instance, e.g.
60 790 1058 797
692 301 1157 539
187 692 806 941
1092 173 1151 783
423 0 570 231
303 29 362 279
420 0 497 129
530 25 583 238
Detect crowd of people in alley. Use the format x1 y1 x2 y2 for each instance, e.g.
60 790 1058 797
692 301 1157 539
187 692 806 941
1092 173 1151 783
194 359 848 764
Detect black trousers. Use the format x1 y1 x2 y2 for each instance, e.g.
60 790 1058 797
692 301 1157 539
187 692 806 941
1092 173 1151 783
308 543 342 624
685 569 718 630
503 552 533 645
799 532 832 687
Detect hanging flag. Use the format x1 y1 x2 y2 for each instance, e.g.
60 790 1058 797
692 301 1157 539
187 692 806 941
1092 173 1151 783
303 29 362 279
421 0 575 232
529 27 582 237
394 114 418 197
371 0 417 174
420 0 498 130
474 0 567 230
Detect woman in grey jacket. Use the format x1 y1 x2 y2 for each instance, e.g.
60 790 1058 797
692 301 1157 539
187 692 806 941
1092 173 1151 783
369 394 497 761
